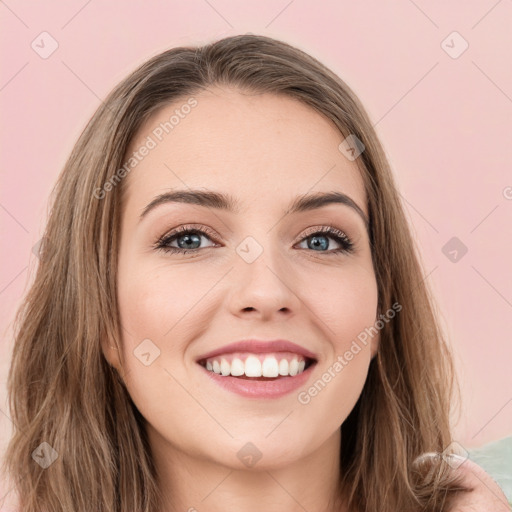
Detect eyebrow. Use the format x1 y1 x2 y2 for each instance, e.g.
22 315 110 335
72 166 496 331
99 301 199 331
139 189 369 231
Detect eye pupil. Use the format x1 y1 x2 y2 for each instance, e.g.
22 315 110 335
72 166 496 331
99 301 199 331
178 233 201 249
309 235 329 251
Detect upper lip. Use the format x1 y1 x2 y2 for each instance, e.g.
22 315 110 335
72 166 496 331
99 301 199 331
196 339 318 362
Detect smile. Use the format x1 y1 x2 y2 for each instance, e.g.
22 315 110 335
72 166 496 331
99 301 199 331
195 339 318 398
198 352 312 378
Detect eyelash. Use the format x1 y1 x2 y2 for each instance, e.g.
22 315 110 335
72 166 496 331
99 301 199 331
153 224 354 256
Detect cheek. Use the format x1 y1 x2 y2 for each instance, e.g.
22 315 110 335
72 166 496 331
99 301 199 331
115 265 197 425
117 257 213 345
305 260 379 344
115 256 220 405
295 261 377 417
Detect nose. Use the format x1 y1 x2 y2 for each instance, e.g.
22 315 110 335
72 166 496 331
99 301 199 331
227 245 300 320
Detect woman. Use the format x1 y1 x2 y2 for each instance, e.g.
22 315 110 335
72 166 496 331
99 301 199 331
2 34 509 512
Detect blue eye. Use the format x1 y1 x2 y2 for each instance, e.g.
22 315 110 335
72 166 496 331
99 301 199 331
297 226 354 254
154 225 218 254
154 225 354 255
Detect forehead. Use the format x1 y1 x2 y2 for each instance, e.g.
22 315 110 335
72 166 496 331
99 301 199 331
122 87 367 219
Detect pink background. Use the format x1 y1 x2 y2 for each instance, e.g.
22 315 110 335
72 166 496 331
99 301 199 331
1 0 511 506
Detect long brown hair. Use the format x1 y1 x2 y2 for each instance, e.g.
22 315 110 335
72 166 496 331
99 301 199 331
2 34 470 512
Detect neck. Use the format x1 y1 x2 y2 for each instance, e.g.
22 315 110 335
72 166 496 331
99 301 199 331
149 427 348 512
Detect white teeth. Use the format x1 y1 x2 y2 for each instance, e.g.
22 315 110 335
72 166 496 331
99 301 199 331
220 358 230 376
244 355 262 377
278 359 289 376
203 354 310 378
230 357 245 376
262 357 279 377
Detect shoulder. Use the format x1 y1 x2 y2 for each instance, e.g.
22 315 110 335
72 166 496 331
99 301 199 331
447 457 511 511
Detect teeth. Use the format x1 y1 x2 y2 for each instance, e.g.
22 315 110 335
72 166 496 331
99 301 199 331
202 353 310 378
289 359 299 376
220 358 231 376
245 355 262 377
262 357 279 377
278 359 289 376
230 358 245 376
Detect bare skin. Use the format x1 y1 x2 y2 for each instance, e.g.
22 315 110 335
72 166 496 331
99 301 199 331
449 458 511 511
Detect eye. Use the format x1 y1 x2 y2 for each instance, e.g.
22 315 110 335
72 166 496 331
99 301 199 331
153 225 354 255
295 226 354 255
153 225 219 254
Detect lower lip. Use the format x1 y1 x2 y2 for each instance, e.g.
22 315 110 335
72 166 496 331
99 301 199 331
198 363 316 399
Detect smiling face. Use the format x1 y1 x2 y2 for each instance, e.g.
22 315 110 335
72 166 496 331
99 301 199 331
103 86 379 471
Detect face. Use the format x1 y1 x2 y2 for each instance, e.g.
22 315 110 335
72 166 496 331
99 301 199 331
103 87 379 470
